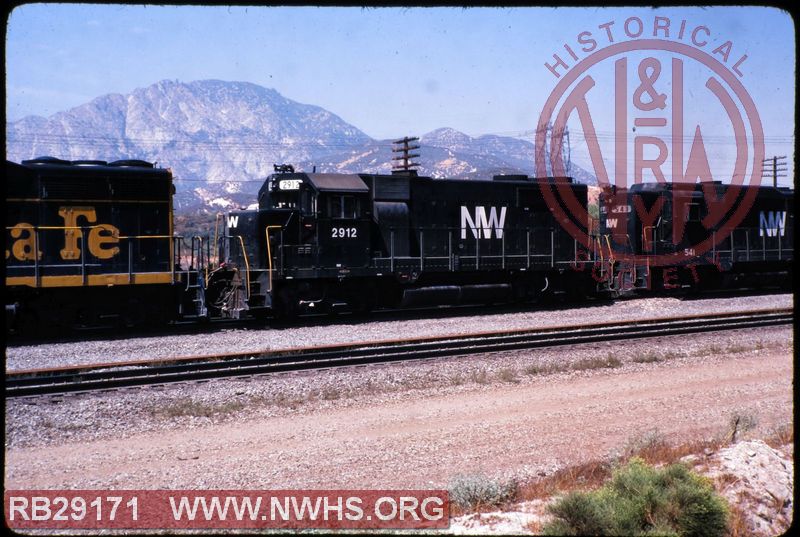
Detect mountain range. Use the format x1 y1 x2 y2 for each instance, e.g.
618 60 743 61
6 79 597 213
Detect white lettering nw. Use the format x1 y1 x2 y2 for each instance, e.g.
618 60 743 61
461 206 507 239
759 211 786 237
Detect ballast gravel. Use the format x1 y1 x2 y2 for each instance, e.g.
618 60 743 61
5 293 792 371
5 324 792 456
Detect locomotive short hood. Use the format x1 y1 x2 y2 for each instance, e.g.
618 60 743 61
258 172 368 197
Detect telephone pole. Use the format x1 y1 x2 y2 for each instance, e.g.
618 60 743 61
535 122 571 177
761 156 787 187
391 136 420 174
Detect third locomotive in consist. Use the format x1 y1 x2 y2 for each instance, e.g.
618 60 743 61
5 156 794 334
598 182 794 292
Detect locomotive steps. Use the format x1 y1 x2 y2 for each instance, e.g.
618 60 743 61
6 308 792 398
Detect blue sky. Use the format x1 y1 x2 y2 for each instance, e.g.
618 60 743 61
5 4 795 184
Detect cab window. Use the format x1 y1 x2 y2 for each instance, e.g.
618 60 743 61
326 194 359 218
271 191 298 209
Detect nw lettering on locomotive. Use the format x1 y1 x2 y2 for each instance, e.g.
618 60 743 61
759 211 786 237
5 205 121 262
460 206 507 239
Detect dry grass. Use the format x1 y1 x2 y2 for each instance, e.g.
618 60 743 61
497 368 520 383
153 398 246 419
518 458 614 501
630 350 678 363
320 386 342 400
450 373 466 386
471 369 489 384
516 433 732 504
724 503 753 537
763 423 793 449
254 392 304 408
630 351 662 363
573 354 622 371
524 363 566 376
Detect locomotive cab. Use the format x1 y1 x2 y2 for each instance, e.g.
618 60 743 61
258 171 372 271
212 170 374 318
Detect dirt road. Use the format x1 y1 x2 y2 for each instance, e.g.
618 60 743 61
5 328 792 490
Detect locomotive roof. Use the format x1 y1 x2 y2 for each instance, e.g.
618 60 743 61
265 172 369 193
626 181 793 197
9 158 170 178
306 173 369 192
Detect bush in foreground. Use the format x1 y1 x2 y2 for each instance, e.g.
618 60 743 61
542 458 728 536
448 473 517 511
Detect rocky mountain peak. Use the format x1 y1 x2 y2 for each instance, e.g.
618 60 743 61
7 79 597 214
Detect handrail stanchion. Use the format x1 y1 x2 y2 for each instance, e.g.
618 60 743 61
420 230 424 271
80 227 87 285
526 230 531 269
502 233 505 269
34 229 40 287
448 230 453 271
390 229 395 272
476 234 480 269
235 235 251 300
129 240 134 284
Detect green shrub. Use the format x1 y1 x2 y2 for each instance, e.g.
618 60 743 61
543 458 728 536
448 473 516 511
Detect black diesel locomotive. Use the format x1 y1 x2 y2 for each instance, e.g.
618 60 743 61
598 182 794 292
4 157 794 333
209 169 594 319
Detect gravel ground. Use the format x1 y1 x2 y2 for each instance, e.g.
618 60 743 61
5 325 792 487
5 293 793 371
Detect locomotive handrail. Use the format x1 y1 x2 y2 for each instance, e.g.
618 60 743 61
596 235 604 265
194 236 204 285
604 234 615 264
642 225 655 253
264 225 283 293
212 213 223 268
711 227 792 263
233 235 251 300
5 225 171 240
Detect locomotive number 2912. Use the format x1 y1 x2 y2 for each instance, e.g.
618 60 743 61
331 227 357 238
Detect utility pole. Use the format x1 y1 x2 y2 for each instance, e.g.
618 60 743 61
536 122 571 176
391 136 420 174
761 156 787 187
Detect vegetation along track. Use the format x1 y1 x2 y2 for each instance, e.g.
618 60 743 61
6 308 792 398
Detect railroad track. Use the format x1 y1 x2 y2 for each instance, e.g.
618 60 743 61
6 308 792 398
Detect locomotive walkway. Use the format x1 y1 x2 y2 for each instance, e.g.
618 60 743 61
6 308 792 398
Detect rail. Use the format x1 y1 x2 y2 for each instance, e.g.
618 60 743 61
6 308 792 398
